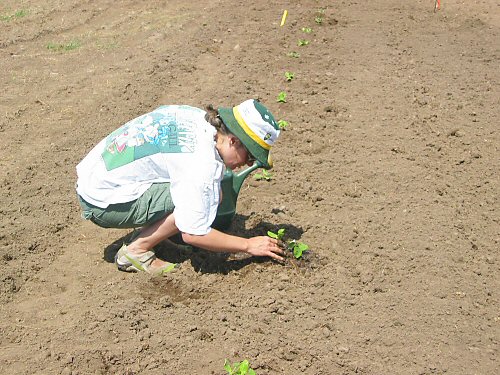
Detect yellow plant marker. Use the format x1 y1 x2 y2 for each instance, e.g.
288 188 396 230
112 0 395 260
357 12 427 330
280 10 288 26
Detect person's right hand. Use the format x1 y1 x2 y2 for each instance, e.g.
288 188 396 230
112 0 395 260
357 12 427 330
245 236 285 261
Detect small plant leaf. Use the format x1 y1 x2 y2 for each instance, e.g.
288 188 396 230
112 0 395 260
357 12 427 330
298 39 309 46
278 119 289 129
268 228 285 241
285 71 295 81
224 359 256 375
277 91 287 103
267 231 278 239
292 242 309 259
239 360 249 374
301 27 313 33
224 359 233 374
287 51 300 58
254 170 272 181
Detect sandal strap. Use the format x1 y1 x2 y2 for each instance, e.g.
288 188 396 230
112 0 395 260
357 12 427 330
133 251 156 265
123 247 156 272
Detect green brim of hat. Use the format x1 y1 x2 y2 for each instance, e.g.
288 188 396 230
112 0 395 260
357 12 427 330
218 107 273 169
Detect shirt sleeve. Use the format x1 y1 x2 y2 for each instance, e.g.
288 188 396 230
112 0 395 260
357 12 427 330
171 178 220 235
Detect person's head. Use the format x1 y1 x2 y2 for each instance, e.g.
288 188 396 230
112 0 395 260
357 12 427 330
205 99 280 170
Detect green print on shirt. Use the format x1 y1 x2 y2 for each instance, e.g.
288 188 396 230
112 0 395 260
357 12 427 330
102 107 197 171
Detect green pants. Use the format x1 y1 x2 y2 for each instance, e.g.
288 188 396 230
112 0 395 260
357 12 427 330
77 183 174 229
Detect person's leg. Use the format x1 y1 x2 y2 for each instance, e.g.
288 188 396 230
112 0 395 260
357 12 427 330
78 183 180 272
125 212 180 270
77 183 173 229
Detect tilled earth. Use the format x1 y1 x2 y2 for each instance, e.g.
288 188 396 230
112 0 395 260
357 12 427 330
0 0 498 374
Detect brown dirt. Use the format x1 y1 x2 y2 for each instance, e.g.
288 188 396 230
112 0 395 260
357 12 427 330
1 0 499 374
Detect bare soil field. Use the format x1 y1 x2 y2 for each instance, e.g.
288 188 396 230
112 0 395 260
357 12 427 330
1 0 498 374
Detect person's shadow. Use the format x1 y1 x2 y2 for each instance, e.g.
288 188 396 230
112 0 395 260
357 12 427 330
103 214 304 274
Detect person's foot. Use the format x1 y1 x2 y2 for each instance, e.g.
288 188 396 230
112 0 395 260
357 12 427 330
115 244 178 275
127 245 174 271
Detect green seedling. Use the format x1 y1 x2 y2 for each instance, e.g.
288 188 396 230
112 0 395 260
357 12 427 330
284 71 295 82
298 39 309 46
315 9 325 25
0 9 28 21
287 51 300 58
289 240 309 259
277 119 289 130
224 359 256 375
301 27 313 33
276 91 287 103
254 169 272 181
267 228 309 259
47 40 81 52
267 228 285 241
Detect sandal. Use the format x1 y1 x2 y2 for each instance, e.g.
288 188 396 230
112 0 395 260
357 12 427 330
114 244 178 275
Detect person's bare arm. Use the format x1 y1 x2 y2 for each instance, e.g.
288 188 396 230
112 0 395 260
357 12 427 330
182 229 285 261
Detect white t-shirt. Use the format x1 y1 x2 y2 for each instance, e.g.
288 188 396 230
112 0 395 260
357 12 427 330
76 105 224 235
